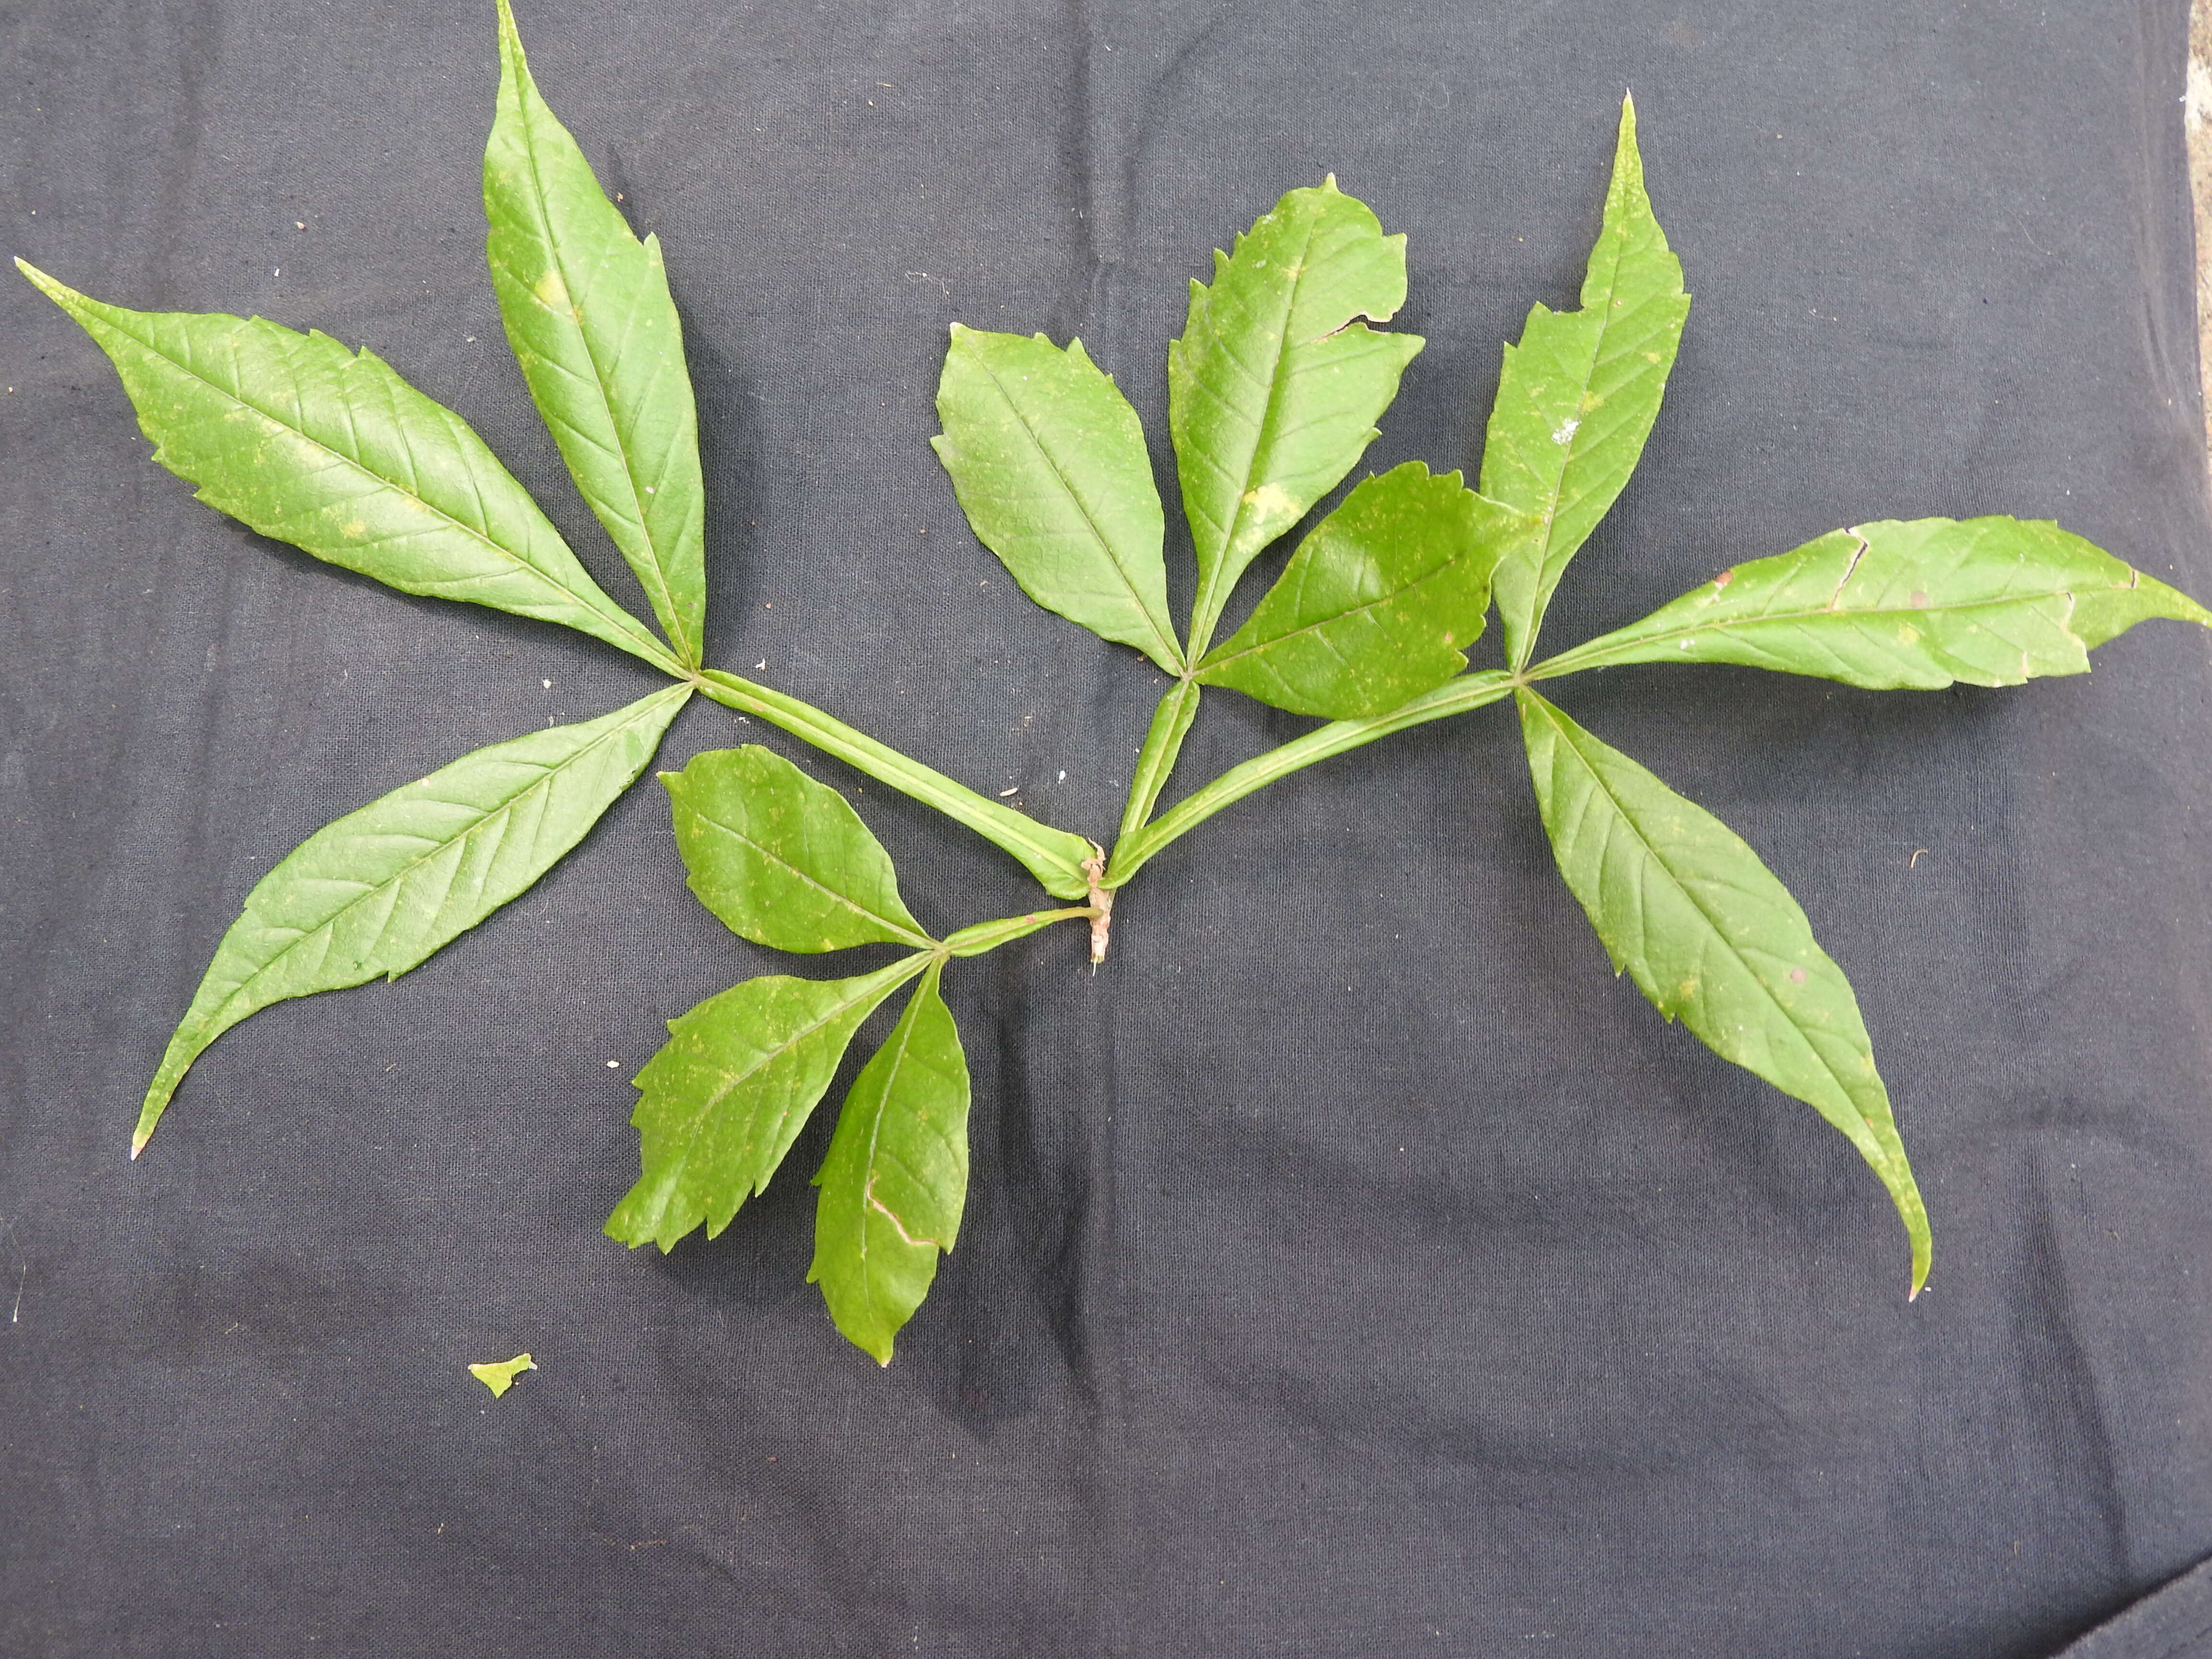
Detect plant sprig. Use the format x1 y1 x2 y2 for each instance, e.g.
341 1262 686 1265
23 4 2209 1363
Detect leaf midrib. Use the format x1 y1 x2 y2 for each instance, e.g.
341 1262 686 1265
687 806 929 948
1203 544 1467 673
1573 587 2087 665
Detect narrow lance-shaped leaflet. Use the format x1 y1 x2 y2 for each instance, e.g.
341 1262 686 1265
485 0 708 667
1482 94 1689 670
1515 689 1930 1294
809 960 972 1365
1533 516 2212 688
134 685 691 1155
15 262 678 674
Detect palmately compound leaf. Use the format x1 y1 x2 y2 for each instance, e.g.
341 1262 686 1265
1482 95 1690 671
808 961 971 1365
607 956 930 1251
1168 178 1425 654
663 745 933 953
932 326 1182 673
1538 516 2212 688
1195 462 1528 718
16 262 677 673
485 0 707 668
1515 689 1930 1295
135 685 690 1155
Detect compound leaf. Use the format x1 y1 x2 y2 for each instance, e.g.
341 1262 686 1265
135 685 691 1155
1483 95 1689 670
606 956 929 1251
1168 178 1424 653
485 0 707 667
664 745 932 953
1541 517 2212 688
932 326 1181 672
1515 689 1930 1295
16 261 675 672
809 961 970 1365
1195 462 1527 718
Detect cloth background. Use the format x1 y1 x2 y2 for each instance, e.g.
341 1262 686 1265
5 1 2212 1653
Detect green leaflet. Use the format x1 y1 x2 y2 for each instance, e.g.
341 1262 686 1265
694 671 1095 901
932 326 1182 673
1537 517 2212 688
485 0 708 668
1515 689 1930 1295
606 956 930 1251
1195 462 1525 719
664 745 933 953
809 961 971 1365
1168 178 1425 655
14 262 677 674
134 685 690 1155
1482 95 1690 670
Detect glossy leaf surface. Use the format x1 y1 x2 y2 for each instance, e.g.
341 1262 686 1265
606 957 927 1251
1482 96 1689 669
1196 462 1523 718
932 326 1181 672
1516 690 1929 1293
809 962 971 1365
664 745 931 953
135 685 690 1154
1539 517 2212 688
1168 179 1424 652
485 0 707 666
17 262 675 672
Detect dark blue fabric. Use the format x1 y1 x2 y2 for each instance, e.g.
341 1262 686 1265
3 2 2209 1654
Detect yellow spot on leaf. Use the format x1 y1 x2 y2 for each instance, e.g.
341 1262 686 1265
469 1352 537 1398
1241 482 1298 521
533 268 569 312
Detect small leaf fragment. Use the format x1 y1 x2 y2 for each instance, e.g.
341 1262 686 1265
932 326 1182 672
665 745 932 952
606 957 930 1252
809 961 970 1364
486 0 707 666
1483 95 1691 669
1516 689 1930 1295
469 1353 537 1397
1196 462 1529 718
15 261 676 672
1168 178 1425 653
1541 517 2212 688
134 686 690 1155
